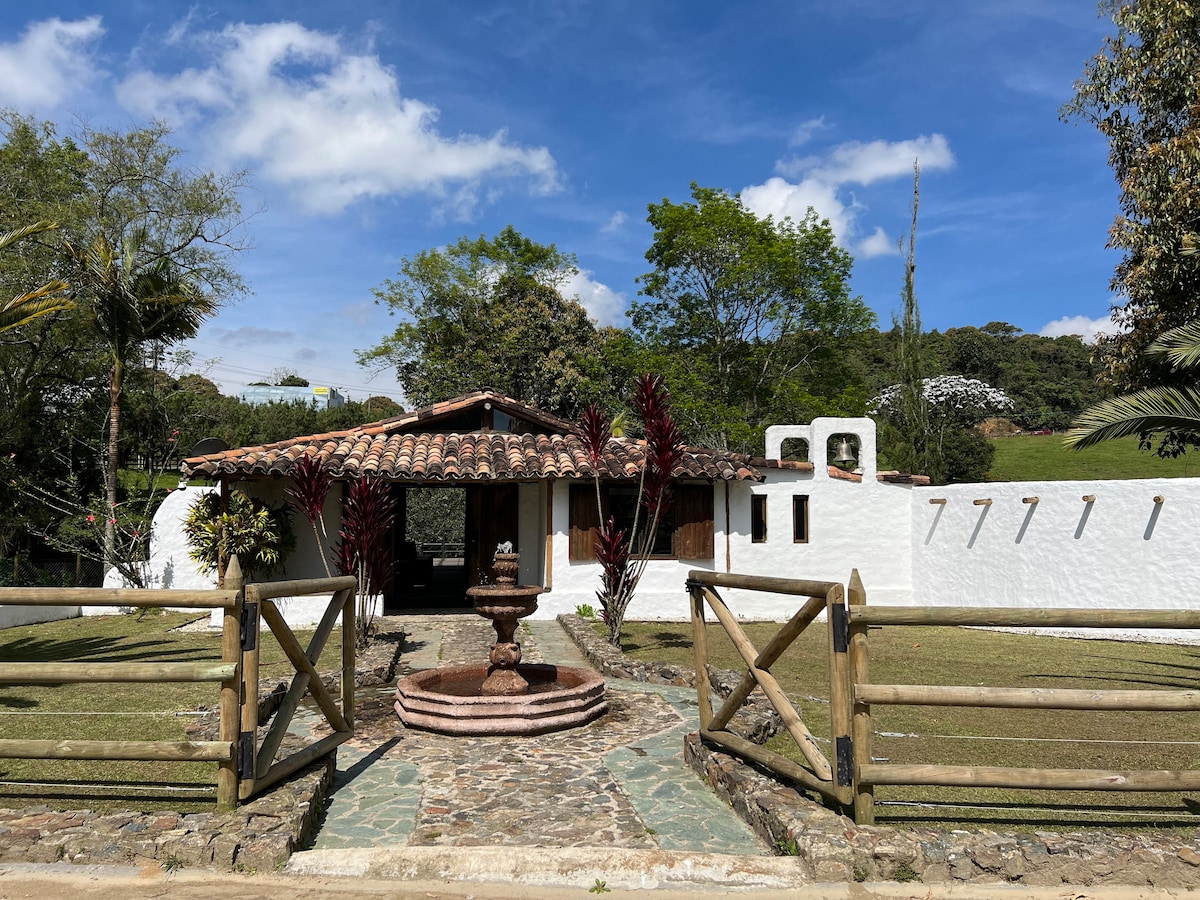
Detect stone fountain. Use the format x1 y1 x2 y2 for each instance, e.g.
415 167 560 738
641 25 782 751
394 546 607 735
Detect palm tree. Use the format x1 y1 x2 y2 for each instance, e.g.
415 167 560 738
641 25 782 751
1064 320 1200 449
0 221 73 332
67 234 214 571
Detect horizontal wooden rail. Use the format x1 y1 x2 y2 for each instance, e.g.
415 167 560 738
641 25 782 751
859 763 1200 792
0 662 236 684
688 569 839 599
0 587 240 609
855 683 1200 711
849 606 1200 629
0 739 233 762
245 576 356 603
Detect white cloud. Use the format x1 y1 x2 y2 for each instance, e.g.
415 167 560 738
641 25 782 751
563 270 626 328
741 176 857 239
117 21 560 215
857 226 898 259
788 116 827 148
1039 314 1123 343
601 211 628 234
0 17 104 110
743 134 954 252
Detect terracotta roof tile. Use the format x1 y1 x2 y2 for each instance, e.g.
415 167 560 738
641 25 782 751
183 429 762 483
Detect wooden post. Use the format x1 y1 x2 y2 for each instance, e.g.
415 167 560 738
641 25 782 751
217 554 243 809
340 586 356 732
847 569 873 824
826 583 852 806
688 579 712 731
238 568 260 801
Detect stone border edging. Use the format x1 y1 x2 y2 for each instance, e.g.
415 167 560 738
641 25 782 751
556 614 1200 888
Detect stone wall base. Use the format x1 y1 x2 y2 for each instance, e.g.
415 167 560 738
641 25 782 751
684 733 1200 888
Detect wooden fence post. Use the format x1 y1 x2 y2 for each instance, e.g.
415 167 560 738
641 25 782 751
826 582 852 807
688 577 712 731
217 554 243 809
847 568 874 824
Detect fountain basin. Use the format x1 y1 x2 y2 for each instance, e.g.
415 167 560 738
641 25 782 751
394 663 608 736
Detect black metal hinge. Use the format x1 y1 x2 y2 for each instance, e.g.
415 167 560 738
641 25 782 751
684 578 705 593
836 735 853 787
238 731 255 779
240 601 258 652
831 602 848 653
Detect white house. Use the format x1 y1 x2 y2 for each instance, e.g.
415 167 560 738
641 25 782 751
74 389 1200 641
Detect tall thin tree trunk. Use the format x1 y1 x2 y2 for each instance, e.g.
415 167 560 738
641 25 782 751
104 359 122 574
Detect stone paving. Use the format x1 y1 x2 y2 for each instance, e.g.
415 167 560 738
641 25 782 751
305 615 770 856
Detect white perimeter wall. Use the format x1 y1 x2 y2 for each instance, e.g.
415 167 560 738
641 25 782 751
911 477 1200 641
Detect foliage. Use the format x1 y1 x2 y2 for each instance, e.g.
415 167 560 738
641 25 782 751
888 162 931 477
0 221 72 332
874 376 1013 484
1062 0 1200 455
404 487 464 548
0 115 246 567
938 426 995 484
581 374 684 647
574 603 597 619
335 475 396 648
1065 318 1200 451
360 226 614 416
632 183 875 452
287 453 334 577
182 490 295 582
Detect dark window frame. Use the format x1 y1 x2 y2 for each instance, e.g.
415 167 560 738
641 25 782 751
751 494 768 543
793 494 809 544
569 482 714 561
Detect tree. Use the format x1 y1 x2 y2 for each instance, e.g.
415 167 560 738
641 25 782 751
633 184 875 452
360 226 614 415
887 162 931 477
873 376 1013 483
1062 0 1200 454
0 116 248 570
67 234 215 569
1065 319 1200 449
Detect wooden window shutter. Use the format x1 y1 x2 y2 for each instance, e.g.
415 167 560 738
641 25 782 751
674 483 714 559
569 483 600 560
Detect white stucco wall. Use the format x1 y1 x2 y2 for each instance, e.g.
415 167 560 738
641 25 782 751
911 477 1200 641
0 603 78 629
93 485 220 614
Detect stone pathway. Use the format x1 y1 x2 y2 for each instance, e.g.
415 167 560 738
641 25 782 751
305 616 769 856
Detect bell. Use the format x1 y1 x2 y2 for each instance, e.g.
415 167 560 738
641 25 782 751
834 437 856 465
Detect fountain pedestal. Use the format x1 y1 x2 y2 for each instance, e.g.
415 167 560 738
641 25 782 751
394 549 608 736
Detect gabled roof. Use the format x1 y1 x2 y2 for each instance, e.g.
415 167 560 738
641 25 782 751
182 391 761 483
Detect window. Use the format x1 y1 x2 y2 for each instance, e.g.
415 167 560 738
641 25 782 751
793 495 809 543
569 483 714 560
751 495 768 543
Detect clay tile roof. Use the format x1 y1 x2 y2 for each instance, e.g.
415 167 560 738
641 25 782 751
182 396 763 483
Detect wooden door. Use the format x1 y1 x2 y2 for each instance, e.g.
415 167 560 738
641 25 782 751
465 484 519 586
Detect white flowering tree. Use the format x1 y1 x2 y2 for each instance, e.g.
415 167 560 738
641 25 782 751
873 375 1013 483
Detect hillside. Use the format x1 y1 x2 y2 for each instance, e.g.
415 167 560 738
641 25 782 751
988 434 1196 482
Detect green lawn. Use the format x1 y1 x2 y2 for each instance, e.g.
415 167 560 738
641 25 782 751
988 434 1196 482
0 611 338 811
620 620 1200 832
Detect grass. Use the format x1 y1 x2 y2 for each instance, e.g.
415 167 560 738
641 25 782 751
0 610 340 811
989 434 1196 482
620 620 1200 832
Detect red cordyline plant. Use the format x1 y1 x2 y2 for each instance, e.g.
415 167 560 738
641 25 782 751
581 374 685 647
336 475 396 648
287 454 334 577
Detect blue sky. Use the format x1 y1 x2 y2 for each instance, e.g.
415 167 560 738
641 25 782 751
1 1 1119 405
